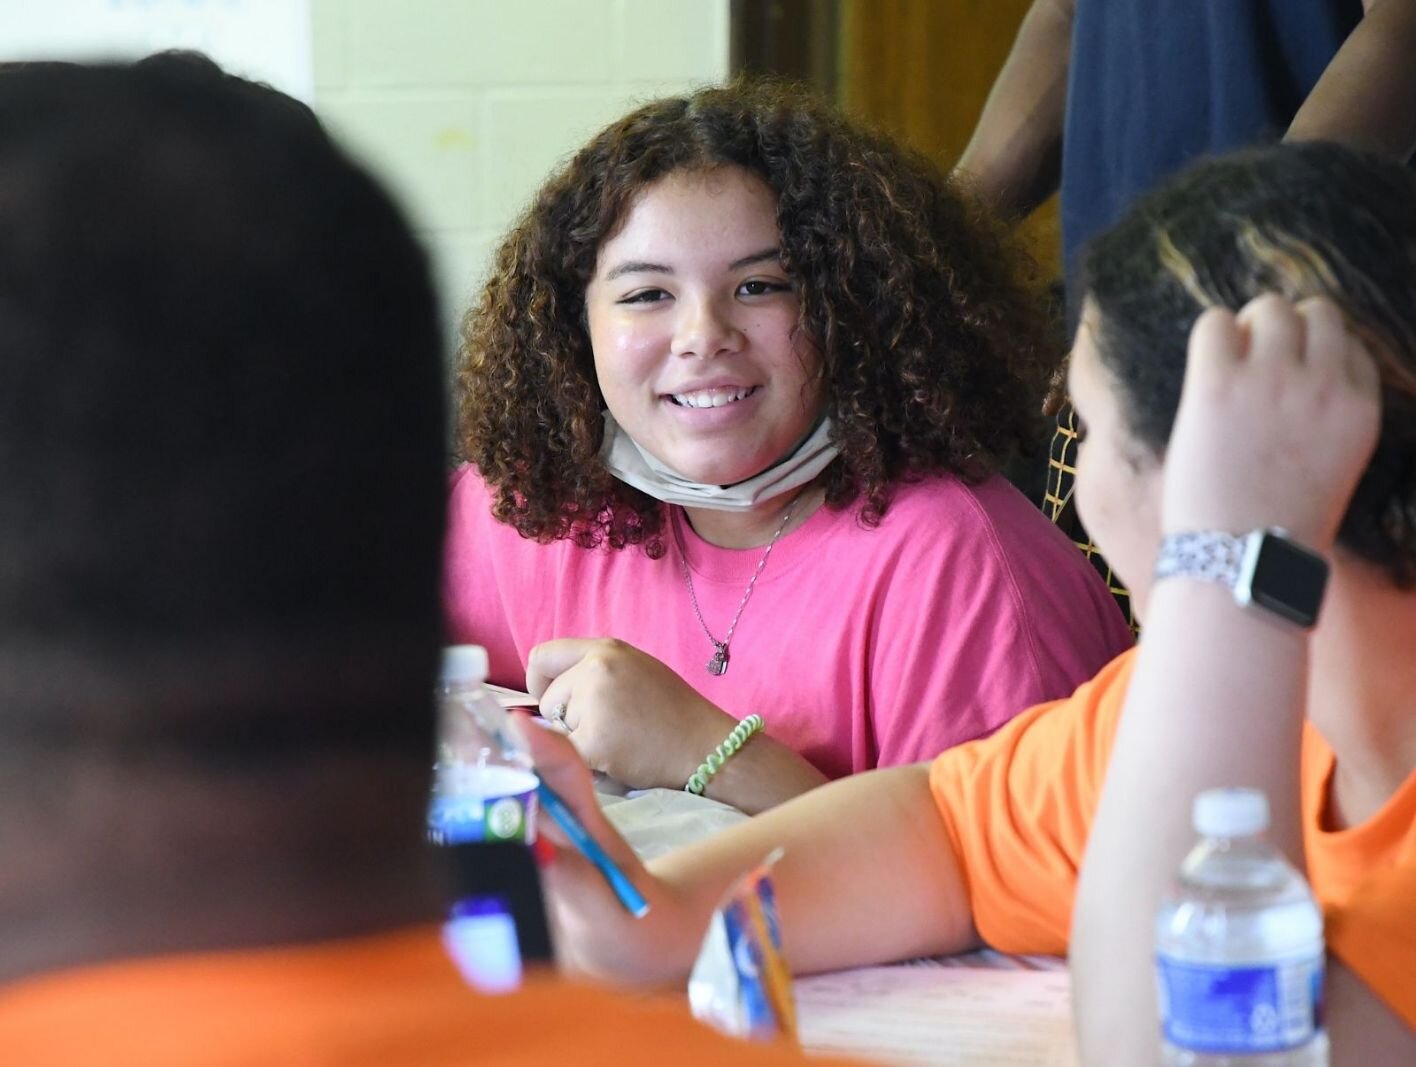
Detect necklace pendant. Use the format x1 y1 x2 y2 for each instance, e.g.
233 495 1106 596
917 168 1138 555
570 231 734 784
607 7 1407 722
707 645 729 676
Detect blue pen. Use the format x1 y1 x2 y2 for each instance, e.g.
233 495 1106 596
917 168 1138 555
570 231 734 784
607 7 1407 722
460 689 651 919
535 780 650 918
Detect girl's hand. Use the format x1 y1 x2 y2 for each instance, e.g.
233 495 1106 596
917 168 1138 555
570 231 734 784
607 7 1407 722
1162 295 1381 551
526 638 737 791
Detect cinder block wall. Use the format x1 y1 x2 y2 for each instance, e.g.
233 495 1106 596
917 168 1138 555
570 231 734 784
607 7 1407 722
312 0 730 331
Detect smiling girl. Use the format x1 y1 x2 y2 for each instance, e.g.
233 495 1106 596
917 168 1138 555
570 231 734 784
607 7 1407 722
445 81 1132 813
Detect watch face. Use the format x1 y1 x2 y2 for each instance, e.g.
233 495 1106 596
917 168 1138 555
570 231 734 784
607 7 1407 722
1244 534 1329 627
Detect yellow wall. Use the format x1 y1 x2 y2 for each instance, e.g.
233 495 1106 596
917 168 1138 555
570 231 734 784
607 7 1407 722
311 0 731 329
838 0 1060 275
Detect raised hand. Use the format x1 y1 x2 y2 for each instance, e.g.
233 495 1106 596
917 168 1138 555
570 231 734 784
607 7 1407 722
1162 295 1381 551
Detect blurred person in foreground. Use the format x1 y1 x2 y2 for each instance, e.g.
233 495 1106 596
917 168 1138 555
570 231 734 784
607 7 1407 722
0 55 856 1067
524 143 1416 1063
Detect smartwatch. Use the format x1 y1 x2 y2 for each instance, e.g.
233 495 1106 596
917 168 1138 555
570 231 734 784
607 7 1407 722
1153 528 1329 628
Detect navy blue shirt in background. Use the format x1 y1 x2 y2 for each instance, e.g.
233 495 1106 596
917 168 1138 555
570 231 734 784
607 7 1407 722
1061 0 1363 293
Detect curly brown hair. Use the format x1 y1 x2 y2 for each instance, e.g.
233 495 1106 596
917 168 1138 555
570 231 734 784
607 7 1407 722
457 79 1056 556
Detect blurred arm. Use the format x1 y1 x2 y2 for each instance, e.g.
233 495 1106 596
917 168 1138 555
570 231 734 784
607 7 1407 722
1286 0 1416 161
953 0 1074 219
1070 581 1308 1066
1325 957 1416 1062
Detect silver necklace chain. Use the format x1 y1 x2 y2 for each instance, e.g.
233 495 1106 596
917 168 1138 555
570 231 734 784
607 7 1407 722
677 492 804 676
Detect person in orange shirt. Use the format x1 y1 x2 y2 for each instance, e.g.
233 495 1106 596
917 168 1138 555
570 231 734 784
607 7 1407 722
0 56 857 1067
526 142 1416 1063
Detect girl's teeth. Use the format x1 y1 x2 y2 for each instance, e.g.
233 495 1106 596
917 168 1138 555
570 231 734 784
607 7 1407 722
673 387 753 408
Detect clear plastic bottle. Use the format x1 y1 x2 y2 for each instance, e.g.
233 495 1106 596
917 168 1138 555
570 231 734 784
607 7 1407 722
427 645 539 846
1155 788 1328 1066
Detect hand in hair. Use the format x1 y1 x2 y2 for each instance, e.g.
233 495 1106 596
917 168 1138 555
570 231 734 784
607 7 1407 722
1161 294 1382 551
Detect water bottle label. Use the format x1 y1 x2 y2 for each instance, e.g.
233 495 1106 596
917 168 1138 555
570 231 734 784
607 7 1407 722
1156 952 1324 1055
427 786 538 845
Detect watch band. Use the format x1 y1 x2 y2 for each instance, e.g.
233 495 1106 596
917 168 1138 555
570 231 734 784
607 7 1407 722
1154 527 1329 628
1153 530 1246 588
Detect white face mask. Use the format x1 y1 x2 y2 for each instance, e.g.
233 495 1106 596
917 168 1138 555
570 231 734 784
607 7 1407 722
599 410 840 511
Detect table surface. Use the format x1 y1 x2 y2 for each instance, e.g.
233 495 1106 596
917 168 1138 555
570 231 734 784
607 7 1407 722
599 789 1076 1066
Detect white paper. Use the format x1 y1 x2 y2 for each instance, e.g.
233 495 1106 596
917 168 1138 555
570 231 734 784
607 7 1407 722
484 683 537 709
598 788 750 859
796 964 1078 1067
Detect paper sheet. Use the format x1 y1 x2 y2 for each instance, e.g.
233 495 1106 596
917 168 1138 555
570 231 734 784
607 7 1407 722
598 788 750 858
795 964 1078 1067
484 683 536 709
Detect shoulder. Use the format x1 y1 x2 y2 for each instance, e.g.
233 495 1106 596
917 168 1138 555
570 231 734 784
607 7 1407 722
923 647 1138 954
873 474 1082 564
804 476 1076 595
448 463 494 511
931 644 1137 789
446 465 502 551
878 474 1050 531
444 464 545 580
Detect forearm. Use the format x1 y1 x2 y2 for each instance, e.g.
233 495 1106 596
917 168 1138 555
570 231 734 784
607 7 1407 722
1325 956 1416 1061
1286 0 1416 160
1070 583 1307 1066
699 730 829 815
953 0 1072 219
654 763 979 977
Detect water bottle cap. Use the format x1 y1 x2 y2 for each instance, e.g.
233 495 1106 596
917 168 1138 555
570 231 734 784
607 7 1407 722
1193 787 1269 837
441 645 489 685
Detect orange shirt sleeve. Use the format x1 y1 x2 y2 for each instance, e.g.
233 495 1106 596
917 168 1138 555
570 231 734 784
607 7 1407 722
928 648 1136 955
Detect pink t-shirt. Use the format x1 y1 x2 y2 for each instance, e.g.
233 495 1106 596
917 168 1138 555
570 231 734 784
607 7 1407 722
444 467 1133 779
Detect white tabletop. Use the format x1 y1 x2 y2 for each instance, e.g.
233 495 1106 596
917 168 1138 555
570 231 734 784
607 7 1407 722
598 786 1076 1066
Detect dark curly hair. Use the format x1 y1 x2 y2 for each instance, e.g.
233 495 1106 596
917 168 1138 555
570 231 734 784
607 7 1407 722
1083 142 1416 587
458 79 1056 555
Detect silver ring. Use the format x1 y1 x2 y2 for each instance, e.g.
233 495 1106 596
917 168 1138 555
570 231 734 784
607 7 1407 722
547 701 568 723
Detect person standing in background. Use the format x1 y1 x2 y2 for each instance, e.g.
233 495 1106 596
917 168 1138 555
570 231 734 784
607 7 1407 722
954 0 1416 626
957 0 1416 289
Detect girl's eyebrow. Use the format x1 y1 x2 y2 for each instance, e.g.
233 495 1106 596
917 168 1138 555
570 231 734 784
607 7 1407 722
602 247 782 282
728 247 783 270
604 260 671 281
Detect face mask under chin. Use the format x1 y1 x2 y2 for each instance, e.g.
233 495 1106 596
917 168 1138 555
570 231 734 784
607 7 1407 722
597 411 839 512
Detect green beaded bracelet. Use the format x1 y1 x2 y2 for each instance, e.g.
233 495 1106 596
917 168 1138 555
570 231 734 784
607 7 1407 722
685 714 764 796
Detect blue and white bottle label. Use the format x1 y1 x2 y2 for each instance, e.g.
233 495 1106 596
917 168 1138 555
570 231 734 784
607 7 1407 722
1156 953 1325 1054
427 766 539 845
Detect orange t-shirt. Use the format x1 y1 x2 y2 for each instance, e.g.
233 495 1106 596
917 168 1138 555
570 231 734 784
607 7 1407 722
0 927 860 1066
929 647 1416 1030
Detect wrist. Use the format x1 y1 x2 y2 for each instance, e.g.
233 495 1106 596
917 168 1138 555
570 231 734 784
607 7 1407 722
684 714 765 796
1153 527 1329 629
670 703 738 788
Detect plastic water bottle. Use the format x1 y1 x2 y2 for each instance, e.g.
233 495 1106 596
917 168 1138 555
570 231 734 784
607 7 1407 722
427 645 539 846
442 895 522 992
1155 788 1328 1066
